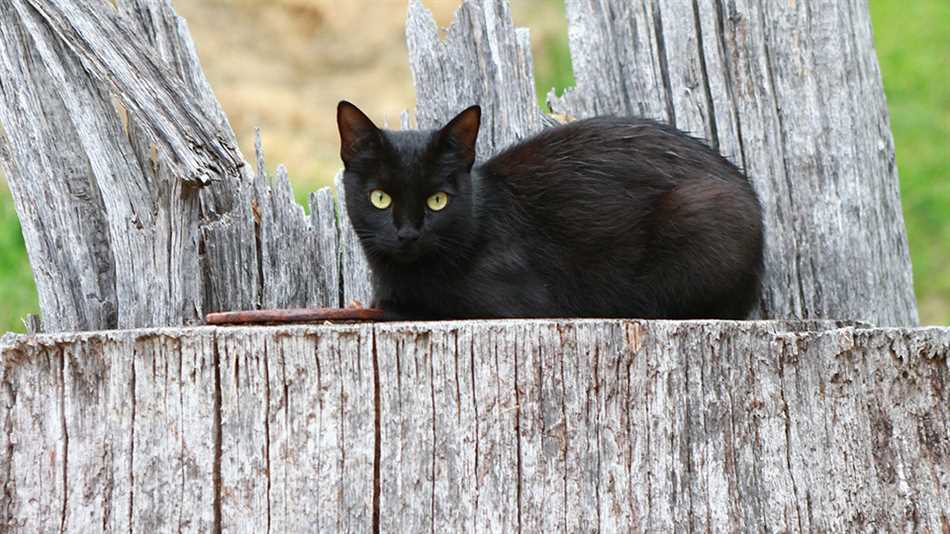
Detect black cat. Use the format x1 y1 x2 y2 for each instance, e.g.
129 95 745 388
337 101 764 320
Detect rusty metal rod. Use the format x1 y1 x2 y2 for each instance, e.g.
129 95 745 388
206 307 385 325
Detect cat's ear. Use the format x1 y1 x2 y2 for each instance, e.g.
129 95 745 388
338 101 381 164
439 105 481 165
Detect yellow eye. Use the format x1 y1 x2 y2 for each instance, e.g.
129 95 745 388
426 192 449 211
369 189 392 209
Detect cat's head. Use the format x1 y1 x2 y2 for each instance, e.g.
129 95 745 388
337 101 481 267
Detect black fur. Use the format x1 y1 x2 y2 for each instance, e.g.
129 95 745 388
337 101 764 320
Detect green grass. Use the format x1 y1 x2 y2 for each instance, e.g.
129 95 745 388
0 0 946 331
870 0 950 323
533 22 575 108
0 185 38 333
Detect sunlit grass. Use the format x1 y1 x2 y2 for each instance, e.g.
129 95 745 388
0 184 38 333
870 0 950 323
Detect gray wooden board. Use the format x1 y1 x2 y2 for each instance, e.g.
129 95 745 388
3 320 947 532
0 0 919 332
0 338 65 532
0 0 363 333
407 0 916 326
337 172 374 308
545 0 917 325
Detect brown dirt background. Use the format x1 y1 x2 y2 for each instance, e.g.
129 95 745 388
174 0 568 191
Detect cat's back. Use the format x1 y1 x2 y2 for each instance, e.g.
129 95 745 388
480 115 747 190
472 115 764 319
476 115 756 248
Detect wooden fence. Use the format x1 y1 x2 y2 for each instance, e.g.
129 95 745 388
0 0 917 330
0 0 946 531
3 320 949 531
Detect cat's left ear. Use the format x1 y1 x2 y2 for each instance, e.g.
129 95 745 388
439 105 481 166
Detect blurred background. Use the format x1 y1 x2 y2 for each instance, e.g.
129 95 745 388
0 0 946 330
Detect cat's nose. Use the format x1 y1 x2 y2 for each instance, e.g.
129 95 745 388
397 227 421 243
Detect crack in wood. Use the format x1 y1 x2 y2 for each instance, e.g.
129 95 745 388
211 336 223 534
428 333 436 534
743 333 769 529
177 340 186 534
336 334 345 533
128 348 136 534
453 331 462 425
712 0 750 171
558 326 568 530
777 340 805 532
534 329 546 531
262 343 272 534
313 335 324 532
58 348 68 534
683 332 696 529
469 332 480 526
757 2 808 321
692 0 720 150
513 332 523 534
372 329 381 534
592 341 602 530
651 1 676 126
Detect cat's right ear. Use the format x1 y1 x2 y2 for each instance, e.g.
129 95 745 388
338 101 380 165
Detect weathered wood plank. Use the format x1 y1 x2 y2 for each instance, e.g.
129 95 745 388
96 332 216 532
0 0 918 331
558 322 600 531
0 338 65 532
216 329 270 531
407 0 544 158
61 336 129 532
262 328 361 532
550 1 668 120
0 3 119 331
0 0 351 332
336 326 377 533
337 172 374 308
255 137 340 310
2 321 948 531
542 0 917 325
171 332 218 532
429 326 478 532
265 333 323 532
376 325 437 532
311 186 342 308
58 331 218 533
22 0 241 185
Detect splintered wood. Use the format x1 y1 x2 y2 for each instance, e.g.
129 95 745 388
2 320 948 532
0 0 917 333
407 0 917 326
0 0 936 532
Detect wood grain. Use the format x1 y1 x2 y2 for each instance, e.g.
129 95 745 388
2 320 948 531
547 0 917 325
0 0 936 531
408 0 917 325
0 0 917 331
